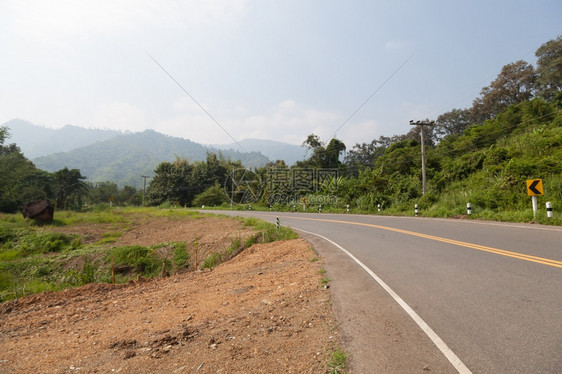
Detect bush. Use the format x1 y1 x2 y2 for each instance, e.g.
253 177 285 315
109 245 162 277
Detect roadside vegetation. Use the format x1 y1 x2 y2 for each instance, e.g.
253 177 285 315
0 208 297 302
1 36 560 226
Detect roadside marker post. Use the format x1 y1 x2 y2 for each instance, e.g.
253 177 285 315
526 179 544 218
546 202 553 218
415 204 419 217
346 204 350 213
532 196 538 218
276 217 280 229
467 203 472 215
377 204 381 212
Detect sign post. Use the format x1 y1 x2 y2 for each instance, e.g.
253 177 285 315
526 179 544 218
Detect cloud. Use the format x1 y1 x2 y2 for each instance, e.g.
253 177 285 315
152 98 379 147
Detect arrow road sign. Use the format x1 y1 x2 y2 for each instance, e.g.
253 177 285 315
526 179 544 196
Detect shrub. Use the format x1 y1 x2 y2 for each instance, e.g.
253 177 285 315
109 245 161 276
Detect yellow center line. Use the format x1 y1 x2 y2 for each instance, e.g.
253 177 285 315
286 216 562 269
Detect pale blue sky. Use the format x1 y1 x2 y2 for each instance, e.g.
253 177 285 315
0 0 560 148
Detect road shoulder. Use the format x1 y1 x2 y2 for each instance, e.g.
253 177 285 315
301 232 458 373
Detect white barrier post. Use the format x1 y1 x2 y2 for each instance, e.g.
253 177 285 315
467 203 472 215
546 202 553 218
415 204 419 216
276 217 280 229
532 196 538 218
378 204 381 212
346 204 350 213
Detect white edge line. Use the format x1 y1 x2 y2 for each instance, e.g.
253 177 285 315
295 227 473 374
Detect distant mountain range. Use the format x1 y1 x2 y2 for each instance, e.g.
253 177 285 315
2 119 306 188
5 119 121 159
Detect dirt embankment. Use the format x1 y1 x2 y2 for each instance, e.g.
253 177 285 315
0 216 340 373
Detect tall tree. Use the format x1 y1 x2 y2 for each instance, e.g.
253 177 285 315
147 158 194 206
471 60 536 123
298 134 346 169
435 108 473 138
53 168 89 210
535 35 562 101
0 127 48 212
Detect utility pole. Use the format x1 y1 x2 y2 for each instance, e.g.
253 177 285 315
141 175 149 207
409 120 434 195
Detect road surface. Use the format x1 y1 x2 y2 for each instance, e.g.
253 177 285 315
208 210 562 373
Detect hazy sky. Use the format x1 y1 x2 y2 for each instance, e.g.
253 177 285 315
1 1 560 148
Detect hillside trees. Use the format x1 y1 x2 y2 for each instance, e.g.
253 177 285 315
0 127 52 212
147 153 242 206
535 35 562 100
297 134 346 169
435 108 472 139
471 60 536 123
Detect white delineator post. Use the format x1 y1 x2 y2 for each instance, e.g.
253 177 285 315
546 202 553 218
415 204 419 217
467 203 472 215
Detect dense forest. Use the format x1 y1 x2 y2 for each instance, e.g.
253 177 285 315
1 36 560 223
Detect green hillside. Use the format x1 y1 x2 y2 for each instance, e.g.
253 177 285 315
33 130 270 188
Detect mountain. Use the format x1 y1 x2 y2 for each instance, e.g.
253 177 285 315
3 119 122 158
210 138 308 166
31 130 270 188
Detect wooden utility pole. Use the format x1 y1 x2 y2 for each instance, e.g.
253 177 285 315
409 120 434 195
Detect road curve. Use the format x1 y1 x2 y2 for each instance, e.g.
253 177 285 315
207 210 562 373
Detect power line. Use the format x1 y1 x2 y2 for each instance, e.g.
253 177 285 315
327 54 414 142
145 51 248 154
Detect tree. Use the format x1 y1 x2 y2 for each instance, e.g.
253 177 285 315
345 140 379 171
324 138 346 168
435 108 473 139
88 182 118 204
471 60 536 123
303 134 322 150
535 35 562 101
298 134 346 169
0 126 8 145
53 168 89 210
117 185 141 206
192 181 230 207
147 158 195 206
0 127 48 212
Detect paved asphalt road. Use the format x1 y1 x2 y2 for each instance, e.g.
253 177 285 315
208 210 562 373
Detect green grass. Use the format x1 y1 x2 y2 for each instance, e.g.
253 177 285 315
327 348 347 374
202 253 220 269
242 217 299 242
0 208 303 302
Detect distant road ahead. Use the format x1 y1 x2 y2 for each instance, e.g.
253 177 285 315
209 210 562 373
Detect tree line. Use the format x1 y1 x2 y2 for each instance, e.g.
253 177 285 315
1 36 560 216
0 128 140 212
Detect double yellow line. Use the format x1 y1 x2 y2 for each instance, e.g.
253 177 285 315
289 216 562 269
